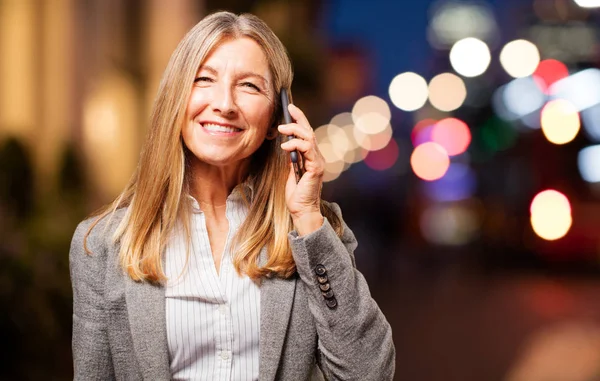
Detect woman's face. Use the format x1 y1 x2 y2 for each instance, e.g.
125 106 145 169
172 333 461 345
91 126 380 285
182 37 275 170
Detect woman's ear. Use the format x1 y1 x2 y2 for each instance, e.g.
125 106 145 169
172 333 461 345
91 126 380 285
265 127 278 140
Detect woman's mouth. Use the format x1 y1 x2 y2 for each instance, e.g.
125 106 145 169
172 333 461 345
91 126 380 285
201 123 242 135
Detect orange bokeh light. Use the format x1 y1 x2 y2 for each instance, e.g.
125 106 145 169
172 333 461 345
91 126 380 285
431 118 471 156
410 142 451 181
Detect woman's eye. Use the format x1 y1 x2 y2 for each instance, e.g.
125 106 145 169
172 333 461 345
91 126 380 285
242 82 261 91
194 77 213 83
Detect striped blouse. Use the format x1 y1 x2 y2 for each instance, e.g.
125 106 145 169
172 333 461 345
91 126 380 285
164 184 260 381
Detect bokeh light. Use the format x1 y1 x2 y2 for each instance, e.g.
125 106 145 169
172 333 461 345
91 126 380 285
540 99 580 145
319 138 345 183
533 59 569 94
577 145 600 183
502 76 546 121
325 124 351 161
420 203 480 245
428 1 499 49
329 112 353 129
351 95 391 135
428 73 467 112
341 125 368 164
550 68 600 112
530 190 572 241
431 118 471 156
354 123 393 151
389 72 429 111
422 163 476 202
499 39 540 78
364 138 400 171
449 37 491 77
411 119 437 146
573 0 600 7
582 103 600 141
479 116 518 153
410 142 451 181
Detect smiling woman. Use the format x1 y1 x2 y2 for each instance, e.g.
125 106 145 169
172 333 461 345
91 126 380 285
183 38 276 172
69 11 395 381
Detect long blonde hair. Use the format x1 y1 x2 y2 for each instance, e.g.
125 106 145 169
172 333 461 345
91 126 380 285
85 11 342 283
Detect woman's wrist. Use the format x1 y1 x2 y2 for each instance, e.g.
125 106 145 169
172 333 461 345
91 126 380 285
292 211 324 237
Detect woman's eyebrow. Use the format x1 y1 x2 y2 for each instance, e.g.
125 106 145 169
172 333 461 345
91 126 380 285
197 65 269 85
237 71 269 86
197 65 218 75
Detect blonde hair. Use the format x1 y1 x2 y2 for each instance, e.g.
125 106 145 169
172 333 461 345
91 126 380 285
85 11 342 283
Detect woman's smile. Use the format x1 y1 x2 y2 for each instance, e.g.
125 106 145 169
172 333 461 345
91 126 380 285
200 122 243 137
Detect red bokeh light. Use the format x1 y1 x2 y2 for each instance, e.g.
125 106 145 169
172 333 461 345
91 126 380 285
431 118 471 156
533 59 569 94
411 118 436 147
364 138 399 171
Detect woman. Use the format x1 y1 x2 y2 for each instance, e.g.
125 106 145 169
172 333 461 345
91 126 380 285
70 11 395 381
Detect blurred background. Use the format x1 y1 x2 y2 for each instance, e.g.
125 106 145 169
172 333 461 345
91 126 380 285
1 0 600 380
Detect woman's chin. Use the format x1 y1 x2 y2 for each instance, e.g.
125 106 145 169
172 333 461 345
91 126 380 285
190 153 250 169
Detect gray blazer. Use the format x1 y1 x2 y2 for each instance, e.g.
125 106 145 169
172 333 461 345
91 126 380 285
69 203 395 380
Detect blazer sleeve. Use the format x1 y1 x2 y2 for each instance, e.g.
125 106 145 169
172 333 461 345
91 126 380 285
69 218 116 381
288 202 395 381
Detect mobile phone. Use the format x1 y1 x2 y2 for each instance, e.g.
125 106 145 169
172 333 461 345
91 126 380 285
280 89 304 183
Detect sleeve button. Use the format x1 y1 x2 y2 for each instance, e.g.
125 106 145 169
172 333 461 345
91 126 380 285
314 264 327 276
325 297 338 309
317 275 328 285
321 289 334 299
319 283 331 292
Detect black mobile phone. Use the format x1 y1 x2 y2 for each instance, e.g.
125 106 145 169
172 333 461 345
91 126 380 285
280 89 304 182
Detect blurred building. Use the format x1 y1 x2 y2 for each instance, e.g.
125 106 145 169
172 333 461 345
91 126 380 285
0 0 203 202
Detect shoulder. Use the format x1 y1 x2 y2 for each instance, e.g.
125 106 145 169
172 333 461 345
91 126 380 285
70 208 128 266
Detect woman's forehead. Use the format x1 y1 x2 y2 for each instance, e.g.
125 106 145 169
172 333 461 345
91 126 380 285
198 37 272 80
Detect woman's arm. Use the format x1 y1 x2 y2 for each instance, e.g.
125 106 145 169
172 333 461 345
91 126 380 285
69 218 116 381
279 103 395 379
288 202 395 381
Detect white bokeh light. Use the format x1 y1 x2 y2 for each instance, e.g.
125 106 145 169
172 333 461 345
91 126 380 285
550 68 600 112
578 145 600 183
428 1 499 48
500 39 540 78
573 0 600 8
449 37 491 77
389 72 429 111
503 77 546 119
351 95 391 135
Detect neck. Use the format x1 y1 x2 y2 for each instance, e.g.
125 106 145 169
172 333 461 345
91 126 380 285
187 159 250 210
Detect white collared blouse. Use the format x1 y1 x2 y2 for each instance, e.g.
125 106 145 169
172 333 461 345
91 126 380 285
164 184 260 381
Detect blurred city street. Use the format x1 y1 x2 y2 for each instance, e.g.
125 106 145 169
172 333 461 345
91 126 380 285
373 264 600 381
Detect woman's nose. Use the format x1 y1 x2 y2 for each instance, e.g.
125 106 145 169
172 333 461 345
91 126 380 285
212 83 237 116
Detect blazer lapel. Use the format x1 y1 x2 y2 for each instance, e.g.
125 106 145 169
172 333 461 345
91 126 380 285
258 250 297 381
125 277 171 380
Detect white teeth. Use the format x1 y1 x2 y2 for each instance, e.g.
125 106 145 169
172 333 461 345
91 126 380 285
203 123 240 133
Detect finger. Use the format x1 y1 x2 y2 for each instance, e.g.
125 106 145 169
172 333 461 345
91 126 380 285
280 138 314 159
288 104 312 131
281 140 324 168
278 123 314 141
